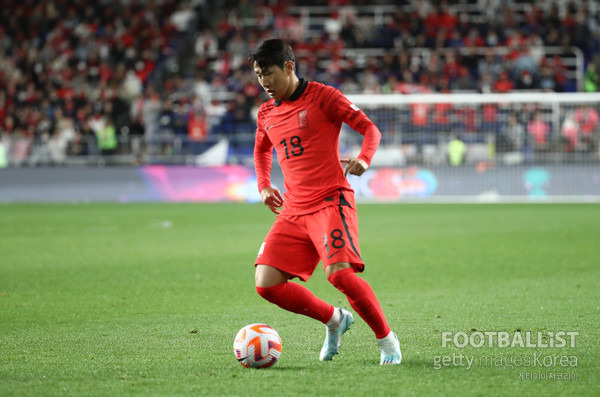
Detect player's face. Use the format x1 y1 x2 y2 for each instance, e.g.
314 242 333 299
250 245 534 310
254 61 294 100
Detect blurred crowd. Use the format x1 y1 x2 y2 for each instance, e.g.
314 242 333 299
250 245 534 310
1 0 600 167
0 0 199 166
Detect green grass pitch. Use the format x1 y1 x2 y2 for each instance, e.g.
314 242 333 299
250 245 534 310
1 203 599 396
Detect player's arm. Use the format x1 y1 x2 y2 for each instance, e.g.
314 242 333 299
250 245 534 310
341 122 380 176
254 120 283 214
323 87 382 176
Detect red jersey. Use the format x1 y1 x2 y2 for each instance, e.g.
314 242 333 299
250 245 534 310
254 80 381 215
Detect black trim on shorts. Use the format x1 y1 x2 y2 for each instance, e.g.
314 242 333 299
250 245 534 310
339 192 351 207
338 192 361 259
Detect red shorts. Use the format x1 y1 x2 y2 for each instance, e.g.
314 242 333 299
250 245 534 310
255 193 364 282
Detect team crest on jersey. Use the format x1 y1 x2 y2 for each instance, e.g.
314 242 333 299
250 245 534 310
297 109 309 129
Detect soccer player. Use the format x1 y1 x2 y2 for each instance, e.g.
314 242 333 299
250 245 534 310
249 39 402 365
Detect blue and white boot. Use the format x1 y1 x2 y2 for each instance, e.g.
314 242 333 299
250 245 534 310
320 308 354 361
379 332 402 365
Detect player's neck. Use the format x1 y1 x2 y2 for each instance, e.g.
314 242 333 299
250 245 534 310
282 76 301 100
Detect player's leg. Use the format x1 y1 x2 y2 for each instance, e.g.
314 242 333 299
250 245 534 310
307 195 401 365
326 263 401 365
254 216 336 328
308 202 392 340
255 264 335 324
255 265 350 362
325 263 390 339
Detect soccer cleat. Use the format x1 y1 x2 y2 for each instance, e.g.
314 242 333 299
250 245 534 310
380 332 402 365
320 308 354 361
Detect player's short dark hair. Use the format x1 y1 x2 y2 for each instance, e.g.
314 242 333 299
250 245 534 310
248 39 295 70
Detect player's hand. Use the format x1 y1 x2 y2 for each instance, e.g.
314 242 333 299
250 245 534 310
260 186 284 215
341 158 369 177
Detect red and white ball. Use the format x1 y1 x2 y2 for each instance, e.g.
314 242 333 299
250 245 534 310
233 323 282 368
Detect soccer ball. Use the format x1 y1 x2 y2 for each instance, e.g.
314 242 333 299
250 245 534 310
233 323 282 368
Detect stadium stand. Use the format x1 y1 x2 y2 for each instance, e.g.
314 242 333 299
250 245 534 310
1 0 599 166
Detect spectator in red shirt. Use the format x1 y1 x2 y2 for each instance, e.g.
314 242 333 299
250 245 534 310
573 105 599 151
527 111 550 150
493 71 515 93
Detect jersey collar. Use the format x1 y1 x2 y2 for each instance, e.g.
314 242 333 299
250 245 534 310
274 79 308 107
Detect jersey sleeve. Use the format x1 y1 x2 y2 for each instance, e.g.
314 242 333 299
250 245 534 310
254 107 273 193
320 86 381 166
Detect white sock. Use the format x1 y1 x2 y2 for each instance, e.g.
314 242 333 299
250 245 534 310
325 308 341 330
377 331 397 353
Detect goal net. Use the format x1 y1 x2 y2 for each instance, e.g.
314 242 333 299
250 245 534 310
341 93 600 202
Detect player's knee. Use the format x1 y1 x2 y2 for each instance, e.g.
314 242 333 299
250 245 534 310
256 285 270 300
255 266 288 301
256 283 284 303
255 264 289 288
325 262 353 281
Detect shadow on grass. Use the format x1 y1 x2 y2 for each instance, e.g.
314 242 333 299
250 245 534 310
347 357 450 370
271 357 437 370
